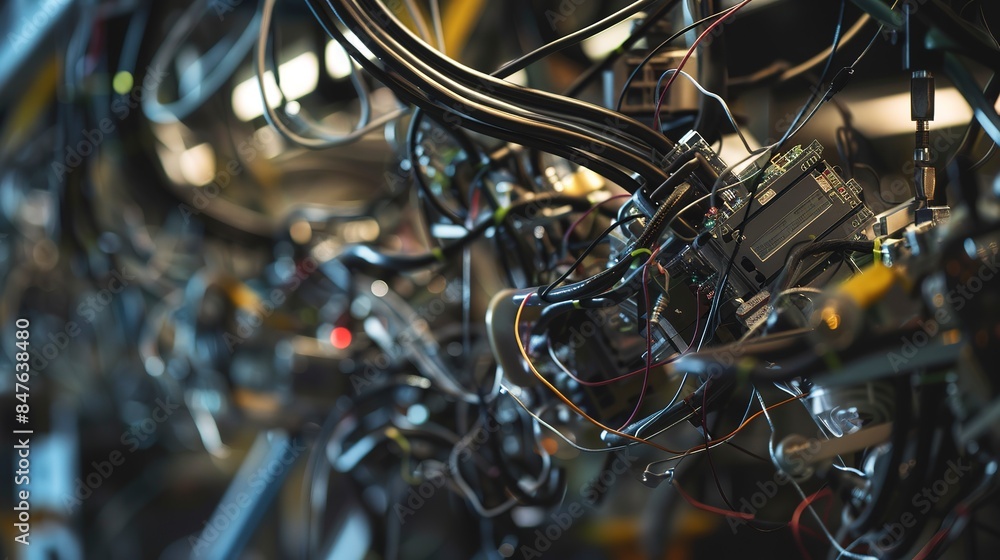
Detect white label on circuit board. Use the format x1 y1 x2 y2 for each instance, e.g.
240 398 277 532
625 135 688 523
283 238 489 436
751 189 833 262
757 188 776 205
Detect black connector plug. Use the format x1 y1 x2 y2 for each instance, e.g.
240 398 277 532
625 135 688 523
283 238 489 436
824 67 855 101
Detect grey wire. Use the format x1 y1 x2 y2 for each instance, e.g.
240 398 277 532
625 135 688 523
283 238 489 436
757 391 878 560
654 69 753 153
643 387 760 475
143 0 261 123
634 373 691 439
779 15 872 82
430 0 446 51
403 0 434 44
500 383 632 453
448 409 554 517
257 0 408 148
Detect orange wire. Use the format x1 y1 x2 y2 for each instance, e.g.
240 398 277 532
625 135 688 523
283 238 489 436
513 293 809 455
702 391 808 449
673 479 754 520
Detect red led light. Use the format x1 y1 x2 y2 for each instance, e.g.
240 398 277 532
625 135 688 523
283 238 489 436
330 327 352 349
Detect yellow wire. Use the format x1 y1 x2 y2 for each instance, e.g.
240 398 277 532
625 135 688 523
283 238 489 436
514 293 687 454
513 294 808 455
385 427 421 484
1 57 59 153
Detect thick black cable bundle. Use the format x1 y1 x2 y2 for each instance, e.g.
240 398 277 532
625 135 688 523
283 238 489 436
303 0 675 193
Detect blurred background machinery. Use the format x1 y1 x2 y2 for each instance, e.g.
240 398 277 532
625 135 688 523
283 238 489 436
2 0 1000 559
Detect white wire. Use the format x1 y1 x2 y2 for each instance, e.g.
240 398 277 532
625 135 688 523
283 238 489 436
500 383 632 453
643 386 759 476
257 0 408 148
757 391 878 560
654 69 753 153
403 0 433 43
448 413 553 517
430 0 446 51
143 0 261 123
634 373 691 439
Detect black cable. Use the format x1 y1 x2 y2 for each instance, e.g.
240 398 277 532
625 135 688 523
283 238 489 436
406 112 471 225
539 170 694 304
947 74 1000 169
540 215 642 300
307 1 655 190
692 0 850 349
692 0 728 143
776 0 847 150
316 0 669 165
334 193 595 273
845 375 912 538
495 0 663 78
773 240 874 292
615 5 737 112
878 379 946 559
971 143 997 170
358 0 673 155
480 390 563 507
565 0 682 97
855 162 909 206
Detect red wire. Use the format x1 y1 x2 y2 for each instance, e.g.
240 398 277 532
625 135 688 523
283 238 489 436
468 187 482 225
912 528 949 560
562 194 631 252
548 285 702 388
618 247 660 429
702 377 741 512
791 488 833 560
912 508 969 560
673 479 754 520
653 0 752 129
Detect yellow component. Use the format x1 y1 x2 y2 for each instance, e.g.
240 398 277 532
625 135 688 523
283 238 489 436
2 57 59 153
443 0 486 58
586 517 642 542
229 281 262 310
233 389 281 414
837 261 899 309
820 306 841 330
